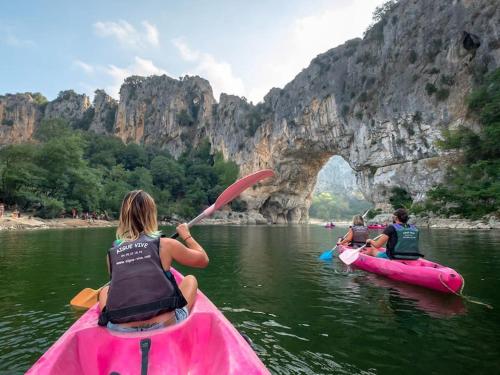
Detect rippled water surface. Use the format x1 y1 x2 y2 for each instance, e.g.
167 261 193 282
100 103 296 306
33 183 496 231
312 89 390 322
1 226 500 374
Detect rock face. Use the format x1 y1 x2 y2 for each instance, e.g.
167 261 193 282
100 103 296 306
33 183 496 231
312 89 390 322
114 75 216 156
1 0 499 223
0 93 43 144
44 90 92 129
89 90 118 134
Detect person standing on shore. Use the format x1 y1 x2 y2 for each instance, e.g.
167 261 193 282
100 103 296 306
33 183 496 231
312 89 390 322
0 202 4 218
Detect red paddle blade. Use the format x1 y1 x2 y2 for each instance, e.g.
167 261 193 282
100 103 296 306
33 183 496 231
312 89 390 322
213 169 275 211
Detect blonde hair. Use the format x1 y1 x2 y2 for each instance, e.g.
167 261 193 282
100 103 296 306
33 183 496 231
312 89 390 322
352 215 364 226
116 190 160 242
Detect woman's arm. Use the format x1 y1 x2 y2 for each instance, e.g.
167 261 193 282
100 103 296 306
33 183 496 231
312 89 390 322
366 234 388 249
159 224 209 269
339 229 353 245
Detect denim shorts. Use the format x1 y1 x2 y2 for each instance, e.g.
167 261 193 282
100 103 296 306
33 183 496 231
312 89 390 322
107 306 189 333
376 252 389 259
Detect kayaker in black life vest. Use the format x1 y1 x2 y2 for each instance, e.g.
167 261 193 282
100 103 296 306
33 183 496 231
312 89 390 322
98 190 209 332
363 208 423 260
338 215 368 248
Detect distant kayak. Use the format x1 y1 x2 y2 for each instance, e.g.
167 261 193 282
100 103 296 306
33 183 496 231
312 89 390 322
337 245 464 294
27 268 269 375
367 224 387 229
324 223 336 228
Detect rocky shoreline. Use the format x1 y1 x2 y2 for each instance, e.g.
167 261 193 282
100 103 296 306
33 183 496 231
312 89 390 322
1 211 499 232
369 213 500 230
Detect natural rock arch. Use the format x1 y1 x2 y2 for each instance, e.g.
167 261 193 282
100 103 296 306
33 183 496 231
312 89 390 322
1 0 499 223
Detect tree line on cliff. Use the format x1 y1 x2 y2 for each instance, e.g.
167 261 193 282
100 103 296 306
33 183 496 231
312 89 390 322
422 68 500 219
0 119 238 219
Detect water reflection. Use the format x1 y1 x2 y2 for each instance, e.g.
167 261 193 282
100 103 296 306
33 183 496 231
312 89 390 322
1 226 500 374
353 274 467 318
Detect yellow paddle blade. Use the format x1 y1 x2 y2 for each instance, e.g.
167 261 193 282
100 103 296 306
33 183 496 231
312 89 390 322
70 287 100 310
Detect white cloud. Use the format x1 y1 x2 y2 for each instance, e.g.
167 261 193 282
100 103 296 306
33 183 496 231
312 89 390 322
172 38 245 100
244 0 386 102
142 21 159 47
104 56 168 98
0 26 34 47
93 20 160 48
73 59 94 74
73 57 168 99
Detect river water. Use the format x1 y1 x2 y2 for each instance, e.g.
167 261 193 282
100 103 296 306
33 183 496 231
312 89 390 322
0 225 499 374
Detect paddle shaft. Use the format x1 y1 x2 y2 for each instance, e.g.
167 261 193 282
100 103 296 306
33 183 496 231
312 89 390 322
339 234 384 265
169 169 274 239
169 210 210 239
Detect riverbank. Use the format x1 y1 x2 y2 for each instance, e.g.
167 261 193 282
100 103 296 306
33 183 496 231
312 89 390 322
0 216 118 231
370 213 500 230
1 212 499 231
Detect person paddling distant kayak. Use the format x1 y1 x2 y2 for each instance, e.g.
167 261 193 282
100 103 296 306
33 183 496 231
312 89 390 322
363 208 423 260
98 190 209 332
338 215 368 248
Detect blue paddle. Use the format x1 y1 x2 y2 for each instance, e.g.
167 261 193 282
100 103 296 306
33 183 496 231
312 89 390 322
319 236 345 261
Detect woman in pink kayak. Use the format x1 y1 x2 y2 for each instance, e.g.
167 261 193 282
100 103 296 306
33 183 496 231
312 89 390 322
338 215 369 248
98 190 209 332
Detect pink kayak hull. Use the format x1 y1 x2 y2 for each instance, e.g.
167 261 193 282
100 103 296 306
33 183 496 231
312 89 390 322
338 245 464 294
27 269 269 375
367 225 386 229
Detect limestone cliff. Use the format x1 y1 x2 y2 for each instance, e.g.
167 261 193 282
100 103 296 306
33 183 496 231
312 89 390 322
1 0 499 223
0 93 43 144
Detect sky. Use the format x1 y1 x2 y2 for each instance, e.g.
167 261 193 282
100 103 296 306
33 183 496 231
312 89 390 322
0 0 385 103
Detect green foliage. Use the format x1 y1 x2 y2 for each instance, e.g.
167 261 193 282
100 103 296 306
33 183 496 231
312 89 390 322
413 111 422 124
366 208 382 219
213 152 238 187
358 92 369 102
426 39 443 62
389 187 413 209
309 192 371 220
426 68 500 218
29 92 48 106
0 119 240 219
363 0 398 43
74 107 95 130
341 105 350 117
425 83 437 96
435 88 450 101
34 118 73 141
245 104 267 137
177 109 194 126
440 74 455 86
408 50 418 64
1 119 14 126
37 197 65 219
104 107 117 132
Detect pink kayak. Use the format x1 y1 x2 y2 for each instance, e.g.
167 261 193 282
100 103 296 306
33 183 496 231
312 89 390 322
367 224 387 229
338 245 464 294
27 269 269 375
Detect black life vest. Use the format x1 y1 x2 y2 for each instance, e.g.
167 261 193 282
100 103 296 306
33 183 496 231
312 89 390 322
392 224 423 260
351 225 369 247
98 234 187 325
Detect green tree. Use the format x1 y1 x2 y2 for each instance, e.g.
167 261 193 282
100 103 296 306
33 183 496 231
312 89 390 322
389 187 413 209
427 68 500 218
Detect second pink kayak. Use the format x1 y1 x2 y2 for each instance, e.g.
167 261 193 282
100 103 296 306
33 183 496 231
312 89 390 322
27 268 269 375
338 245 464 294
